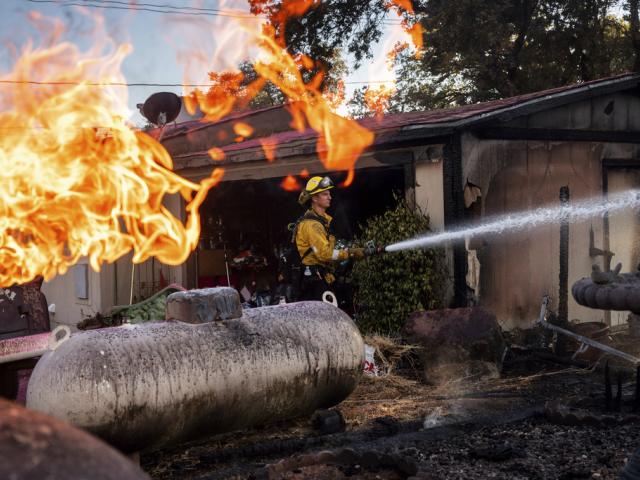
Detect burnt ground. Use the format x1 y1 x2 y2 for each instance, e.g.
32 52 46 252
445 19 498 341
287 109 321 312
141 334 640 480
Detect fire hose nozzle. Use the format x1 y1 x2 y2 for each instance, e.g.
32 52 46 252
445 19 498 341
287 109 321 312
364 241 386 256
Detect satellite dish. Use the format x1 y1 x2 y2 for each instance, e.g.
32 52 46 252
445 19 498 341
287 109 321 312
137 92 182 126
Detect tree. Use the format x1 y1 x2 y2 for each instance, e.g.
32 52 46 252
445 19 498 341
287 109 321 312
628 0 640 70
380 0 633 111
249 1 636 117
248 0 391 73
202 43 349 114
350 195 446 334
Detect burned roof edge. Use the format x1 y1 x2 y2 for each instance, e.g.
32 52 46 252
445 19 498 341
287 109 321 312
403 73 640 133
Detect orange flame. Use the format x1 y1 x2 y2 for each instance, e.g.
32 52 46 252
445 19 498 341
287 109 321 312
259 137 278 162
1 4 379 286
386 0 414 12
233 122 254 137
187 71 245 121
0 20 221 286
208 147 226 161
385 0 424 58
191 12 374 189
364 85 395 118
407 23 424 58
280 175 300 191
253 28 374 172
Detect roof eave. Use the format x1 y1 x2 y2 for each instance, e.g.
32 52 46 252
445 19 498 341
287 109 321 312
401 73 640 134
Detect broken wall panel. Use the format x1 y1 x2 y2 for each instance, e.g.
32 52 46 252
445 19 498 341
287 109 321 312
463 133 639 329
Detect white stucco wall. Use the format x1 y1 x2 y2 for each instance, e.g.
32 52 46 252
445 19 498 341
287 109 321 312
41 192 188 329
414 147 445 231
41 261 103 330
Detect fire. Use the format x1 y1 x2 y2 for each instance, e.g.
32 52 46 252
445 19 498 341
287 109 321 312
259 137 278 162
0 19 220 287
364 85 395 118
1 2 392 286
280 175 301 191
208 147 226 161
233 122 254 138
386 0 424 57
189 2 374 185
253 28 374 185
161 1 373 191
358 0 423 118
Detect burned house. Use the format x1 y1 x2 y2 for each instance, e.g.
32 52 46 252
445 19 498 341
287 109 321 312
42 73 640 330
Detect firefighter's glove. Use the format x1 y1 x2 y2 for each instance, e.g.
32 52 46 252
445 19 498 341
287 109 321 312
349 247 366 260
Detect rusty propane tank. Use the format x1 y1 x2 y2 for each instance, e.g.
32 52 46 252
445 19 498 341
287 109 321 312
0 398 148 479
26 289 364 452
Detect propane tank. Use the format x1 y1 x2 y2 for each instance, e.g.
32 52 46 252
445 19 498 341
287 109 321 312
27 289 364 452
0 398 148 479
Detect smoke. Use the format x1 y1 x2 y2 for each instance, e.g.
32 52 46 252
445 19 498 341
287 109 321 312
423 406 444 428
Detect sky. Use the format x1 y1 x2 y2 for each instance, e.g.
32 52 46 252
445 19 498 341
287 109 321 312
0 0 405 125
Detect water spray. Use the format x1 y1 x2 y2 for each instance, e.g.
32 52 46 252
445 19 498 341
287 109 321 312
385 189 640 253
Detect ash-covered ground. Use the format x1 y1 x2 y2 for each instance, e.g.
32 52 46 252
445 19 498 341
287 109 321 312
142 334 640 480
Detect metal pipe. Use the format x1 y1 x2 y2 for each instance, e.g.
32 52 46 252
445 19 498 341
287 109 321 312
129 262 135 305
537 295 640 365
557 186 570 356
0 326 70 365
26 294 364 453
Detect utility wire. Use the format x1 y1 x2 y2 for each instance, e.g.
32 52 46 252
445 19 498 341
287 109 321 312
26 0 266 19
25 0 405 25
69 0 254 15
0 79 397 86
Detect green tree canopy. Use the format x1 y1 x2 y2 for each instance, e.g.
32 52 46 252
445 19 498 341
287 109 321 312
248 1 638 117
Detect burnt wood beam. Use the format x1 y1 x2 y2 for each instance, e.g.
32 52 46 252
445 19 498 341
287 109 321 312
442 132 468 308
476 127 640 143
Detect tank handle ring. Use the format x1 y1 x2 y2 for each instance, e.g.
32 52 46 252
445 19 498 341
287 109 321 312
48 325 71 351
322 291 338 307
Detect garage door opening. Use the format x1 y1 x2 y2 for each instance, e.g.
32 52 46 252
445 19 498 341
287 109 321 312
189 166 405 305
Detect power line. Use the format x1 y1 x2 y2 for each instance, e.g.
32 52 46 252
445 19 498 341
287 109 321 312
0 79 397 86
25 0 404 25
26 0 266 20
71 0 251 15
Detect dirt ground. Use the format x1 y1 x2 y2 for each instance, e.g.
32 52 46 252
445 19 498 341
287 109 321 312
141 332 640 480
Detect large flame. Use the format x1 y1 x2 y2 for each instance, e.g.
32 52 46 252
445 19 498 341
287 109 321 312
0 0 424 287
364 85 396 118
187 3 374 183
253 29 374 182
360 0 424 117
0 14 220 287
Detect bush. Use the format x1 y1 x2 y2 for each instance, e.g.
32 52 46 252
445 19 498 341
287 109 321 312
351 195 447 334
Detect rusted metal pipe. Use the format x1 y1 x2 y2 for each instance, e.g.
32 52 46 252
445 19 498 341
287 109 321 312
27 290 364 453
0 326 70 365
537 295 640 365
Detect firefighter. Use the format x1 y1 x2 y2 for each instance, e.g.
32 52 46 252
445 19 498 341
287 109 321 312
295 176 365 302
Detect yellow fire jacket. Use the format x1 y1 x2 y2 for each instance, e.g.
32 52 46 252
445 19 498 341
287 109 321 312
295 209 349 283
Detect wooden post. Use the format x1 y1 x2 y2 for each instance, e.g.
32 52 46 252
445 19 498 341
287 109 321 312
443 133 467 307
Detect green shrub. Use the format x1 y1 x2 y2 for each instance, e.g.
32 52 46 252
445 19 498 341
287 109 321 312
351 195 447 334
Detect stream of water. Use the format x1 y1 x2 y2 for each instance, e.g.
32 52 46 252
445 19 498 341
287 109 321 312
385 189 640 253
